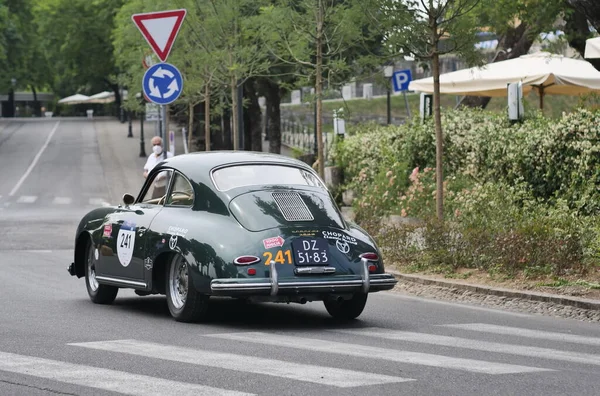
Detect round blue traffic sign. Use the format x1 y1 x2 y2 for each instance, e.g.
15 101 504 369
142 62 183 105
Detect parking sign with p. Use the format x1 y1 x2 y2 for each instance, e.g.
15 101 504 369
392 69 412 92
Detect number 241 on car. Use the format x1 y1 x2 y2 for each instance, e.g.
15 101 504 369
263 250 292 265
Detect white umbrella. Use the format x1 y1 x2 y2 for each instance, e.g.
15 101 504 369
57 94 90 105
408 52 600 109
86 91 115 104
585 37 600 59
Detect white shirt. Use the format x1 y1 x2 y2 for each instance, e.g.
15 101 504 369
144 150 173 187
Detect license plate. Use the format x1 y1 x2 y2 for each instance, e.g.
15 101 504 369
292 237 330 266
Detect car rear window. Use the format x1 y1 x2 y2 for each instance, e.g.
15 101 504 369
212 164 324 191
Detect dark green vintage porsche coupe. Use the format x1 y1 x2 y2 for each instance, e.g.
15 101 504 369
68 151 397 322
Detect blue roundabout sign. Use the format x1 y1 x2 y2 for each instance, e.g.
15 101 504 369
142 62 183 105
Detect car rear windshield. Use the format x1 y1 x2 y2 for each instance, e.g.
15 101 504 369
212 164 324 191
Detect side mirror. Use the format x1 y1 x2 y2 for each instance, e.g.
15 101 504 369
122 193 135 206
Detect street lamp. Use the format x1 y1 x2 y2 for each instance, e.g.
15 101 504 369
384 66 393 125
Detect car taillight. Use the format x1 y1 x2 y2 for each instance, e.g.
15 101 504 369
234 255 260 265
247 268 257 276
360 252 379 261
368 264 377 273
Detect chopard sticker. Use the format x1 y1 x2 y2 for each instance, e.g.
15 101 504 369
169 235 178 250
336 239 351 254
322 231 357 245
144 257 153 270
263 236 284 249
117 221 136 267
103 224 112 237
168 226 188 236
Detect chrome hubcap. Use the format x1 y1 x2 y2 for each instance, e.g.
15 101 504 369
169 256 188 309
87 248 99 291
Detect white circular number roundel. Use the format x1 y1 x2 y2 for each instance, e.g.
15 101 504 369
117 221 136 267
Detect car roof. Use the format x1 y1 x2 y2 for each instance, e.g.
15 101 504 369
155 151 316 184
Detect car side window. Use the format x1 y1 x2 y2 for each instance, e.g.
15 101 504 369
140 169 173 205
166 172 194 207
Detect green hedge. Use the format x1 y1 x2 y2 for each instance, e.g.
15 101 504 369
332 107 600 278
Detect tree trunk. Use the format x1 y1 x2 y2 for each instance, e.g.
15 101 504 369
315 0 325 178
457 23 537 109
564 4 600 71
244 79 263 152
231 75 239 150
188 102 194 152
106 80 121 119
264 80 282 154
221 94 232 150
31 85 41 117
431 2 444 221
205 85 211 151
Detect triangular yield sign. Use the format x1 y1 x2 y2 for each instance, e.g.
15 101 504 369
132 9 187 62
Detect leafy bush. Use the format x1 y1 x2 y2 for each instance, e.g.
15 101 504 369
334 106 600 278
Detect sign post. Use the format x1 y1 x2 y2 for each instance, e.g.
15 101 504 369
392 69 413 120
132 9 187 146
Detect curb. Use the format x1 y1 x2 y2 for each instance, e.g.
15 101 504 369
388 270 600 311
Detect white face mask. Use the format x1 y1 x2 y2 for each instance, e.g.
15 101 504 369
153 145 163 155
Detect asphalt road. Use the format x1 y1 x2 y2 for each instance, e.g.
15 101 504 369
1 119 599 396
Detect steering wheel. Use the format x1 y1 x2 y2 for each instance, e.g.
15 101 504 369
171 190 192 199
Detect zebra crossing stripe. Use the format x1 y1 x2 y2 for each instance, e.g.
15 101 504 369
206 332 552 375
16 195 37 203
0 350 254 396
69 339 411 387
440 323 600 346
332 328 600 366
52 197 72 205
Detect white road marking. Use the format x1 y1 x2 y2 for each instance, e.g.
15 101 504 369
52 196 72 205
206 332 552 375
0 350 253 396
9 121 60 196
440 323 600 346
69 339 411 388
16 195 37 203
333 327 600 366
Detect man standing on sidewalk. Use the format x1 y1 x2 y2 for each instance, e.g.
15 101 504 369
143 136 173 198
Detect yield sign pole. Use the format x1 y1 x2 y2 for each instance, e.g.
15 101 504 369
132 9 187 146
131 9 187 62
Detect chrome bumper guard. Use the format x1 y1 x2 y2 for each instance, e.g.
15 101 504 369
210 258 397 295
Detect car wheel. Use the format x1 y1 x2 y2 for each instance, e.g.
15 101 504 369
85 240 118 304
323 293 368 320
166 254 209 322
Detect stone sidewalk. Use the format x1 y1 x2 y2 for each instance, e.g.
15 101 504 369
93 119 186 204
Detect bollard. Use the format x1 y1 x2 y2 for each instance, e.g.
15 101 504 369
127 112 133 138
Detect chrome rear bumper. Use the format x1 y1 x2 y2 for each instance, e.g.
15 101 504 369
210 258 397 295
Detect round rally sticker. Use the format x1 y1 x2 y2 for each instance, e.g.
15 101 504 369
117 221 136 267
